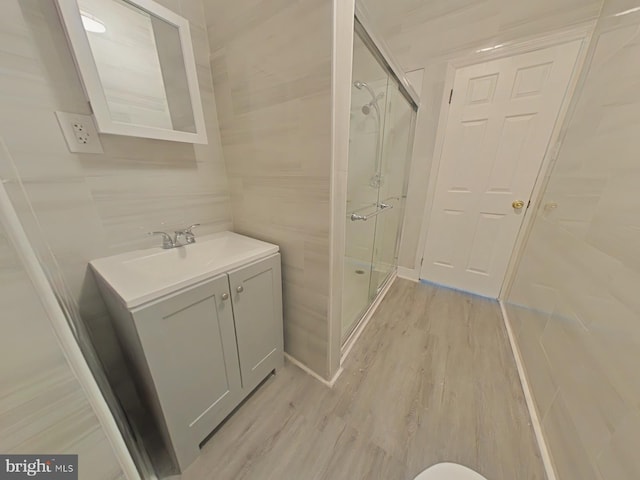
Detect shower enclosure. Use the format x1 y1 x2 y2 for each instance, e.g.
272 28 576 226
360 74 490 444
342 19 418 341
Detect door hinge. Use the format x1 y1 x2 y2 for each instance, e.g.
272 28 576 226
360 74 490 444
527 200 531 208
448 89 454 104
420 257 424 267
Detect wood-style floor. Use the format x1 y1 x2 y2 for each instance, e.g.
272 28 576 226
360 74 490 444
180 279 546 480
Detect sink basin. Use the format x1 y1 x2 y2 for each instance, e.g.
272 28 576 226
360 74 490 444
90 231 279 308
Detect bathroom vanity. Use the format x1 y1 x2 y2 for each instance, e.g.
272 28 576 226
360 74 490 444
90 232 283 471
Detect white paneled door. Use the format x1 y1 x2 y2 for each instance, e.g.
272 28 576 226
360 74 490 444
421 41 581 297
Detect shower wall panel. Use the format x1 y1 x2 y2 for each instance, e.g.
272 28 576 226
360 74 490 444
506 1 640 478
203 0 334 377
0 1 231 470
0 221 125 478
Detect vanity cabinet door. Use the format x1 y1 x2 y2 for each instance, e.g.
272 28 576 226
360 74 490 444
132 274 241 465
228 253 284 392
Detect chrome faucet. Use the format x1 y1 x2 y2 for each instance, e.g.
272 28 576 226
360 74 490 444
149 224 200 249
149 231 175 249
174 224 200 246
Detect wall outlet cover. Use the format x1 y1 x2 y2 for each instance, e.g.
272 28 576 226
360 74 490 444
55 111 104 154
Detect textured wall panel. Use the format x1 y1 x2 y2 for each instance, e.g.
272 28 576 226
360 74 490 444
203 0 333 377
507 1 640 478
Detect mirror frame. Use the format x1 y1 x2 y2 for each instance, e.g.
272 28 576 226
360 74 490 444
56 0 208 144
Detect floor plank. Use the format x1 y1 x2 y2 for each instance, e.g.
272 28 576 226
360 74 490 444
179 279 545 480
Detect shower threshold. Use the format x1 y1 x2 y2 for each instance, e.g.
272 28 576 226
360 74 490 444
341 268 397 363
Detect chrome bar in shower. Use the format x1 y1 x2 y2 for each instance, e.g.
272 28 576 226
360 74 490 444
350 202 393 221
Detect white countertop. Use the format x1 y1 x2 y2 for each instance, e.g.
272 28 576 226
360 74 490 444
90 231 279 309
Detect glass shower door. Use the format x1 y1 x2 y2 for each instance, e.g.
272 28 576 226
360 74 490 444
342 33 389 339
369 82 416 296
342 24 418 343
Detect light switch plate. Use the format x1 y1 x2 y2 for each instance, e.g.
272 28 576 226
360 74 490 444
55 111 104 154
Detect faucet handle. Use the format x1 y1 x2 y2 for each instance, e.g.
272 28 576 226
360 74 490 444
175 224 200 245
149 231 174 249
185 223 200 234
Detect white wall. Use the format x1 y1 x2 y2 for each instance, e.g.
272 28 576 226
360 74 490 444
202 0 334 377
0 220 126 479
0 0 231 375
359 0 603 273
506 1 640 477
0 0 231 470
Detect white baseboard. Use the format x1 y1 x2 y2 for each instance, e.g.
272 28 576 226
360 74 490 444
499 300 556 480
285 270 400 389
397 266 419 282
284 353 343 388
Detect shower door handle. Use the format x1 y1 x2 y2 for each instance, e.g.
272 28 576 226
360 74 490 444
349 203 393 221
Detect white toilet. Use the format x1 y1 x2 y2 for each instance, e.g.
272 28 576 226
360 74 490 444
414 462 488 480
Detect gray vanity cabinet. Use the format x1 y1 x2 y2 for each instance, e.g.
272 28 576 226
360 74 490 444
131 273 242 467
95 250 284 472
229 253 283 393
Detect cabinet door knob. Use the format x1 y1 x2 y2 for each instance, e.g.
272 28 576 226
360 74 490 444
236 285 244 293
221 292 229 300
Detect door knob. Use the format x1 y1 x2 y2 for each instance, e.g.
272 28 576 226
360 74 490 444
236 285 244 293
512 200 525 210
221 292 229 300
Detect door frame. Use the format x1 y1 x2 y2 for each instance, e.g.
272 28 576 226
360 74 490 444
415 22 595 300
